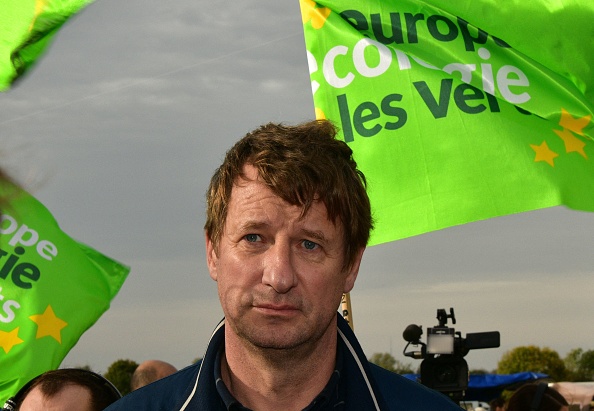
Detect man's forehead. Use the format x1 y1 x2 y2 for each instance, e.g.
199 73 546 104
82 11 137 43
229 173 342 231
20 384 93 411
233 165 323 209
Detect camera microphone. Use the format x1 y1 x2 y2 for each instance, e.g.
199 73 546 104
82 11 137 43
403 324 423 343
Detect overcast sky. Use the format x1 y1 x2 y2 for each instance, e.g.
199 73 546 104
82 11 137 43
2 0 593 374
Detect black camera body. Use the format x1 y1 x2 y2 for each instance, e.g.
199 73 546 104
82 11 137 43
402 308 500 403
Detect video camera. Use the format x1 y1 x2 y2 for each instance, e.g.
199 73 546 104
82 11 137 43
402 308 500 403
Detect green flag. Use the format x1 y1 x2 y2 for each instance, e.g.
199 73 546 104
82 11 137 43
0 0 95 91
300 0 594 245
0 181 129 403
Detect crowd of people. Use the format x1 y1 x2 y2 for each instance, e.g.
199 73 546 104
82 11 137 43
2 365 587 410
1 359 177 411
2 121 461 410
3 122 592 410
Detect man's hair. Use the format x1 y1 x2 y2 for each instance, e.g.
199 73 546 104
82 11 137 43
506 382 569 411
13 369 121 411
130 360 177 391
205 119 373 270
130 368 158 391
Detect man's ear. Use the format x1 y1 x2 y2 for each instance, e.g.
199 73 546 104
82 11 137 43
205 231 218 281
343 247 365 293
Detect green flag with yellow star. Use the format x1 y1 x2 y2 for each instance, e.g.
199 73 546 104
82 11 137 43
0 181 129 403
300 0 594 245
1 0 95 91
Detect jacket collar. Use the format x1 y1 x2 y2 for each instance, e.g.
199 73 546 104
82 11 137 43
180 314 386 411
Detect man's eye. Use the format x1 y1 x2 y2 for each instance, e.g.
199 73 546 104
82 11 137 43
244 234 260 242
303 240 318 250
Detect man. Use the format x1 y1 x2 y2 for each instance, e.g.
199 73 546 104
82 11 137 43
2 368 121 411
130 360 178 390
106 120 460 410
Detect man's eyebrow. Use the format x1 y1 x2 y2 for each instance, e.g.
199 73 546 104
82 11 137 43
301 229 328 243
238 221 268 232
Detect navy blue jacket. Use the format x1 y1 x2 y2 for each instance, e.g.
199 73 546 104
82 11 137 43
106 315 460 410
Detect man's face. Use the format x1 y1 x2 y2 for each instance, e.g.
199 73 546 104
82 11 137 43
19 384 93 411
206 165 363 351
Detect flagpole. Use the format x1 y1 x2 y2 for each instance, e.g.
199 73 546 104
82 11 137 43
341 292 353 330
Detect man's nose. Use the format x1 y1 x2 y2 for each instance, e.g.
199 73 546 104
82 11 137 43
261 242 298 293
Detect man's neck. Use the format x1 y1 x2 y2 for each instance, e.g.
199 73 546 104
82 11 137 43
221 329 338 411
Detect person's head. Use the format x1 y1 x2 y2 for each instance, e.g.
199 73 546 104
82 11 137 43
507 382 569 411
205 119 373 272
130 360 177 391
204 120 373 352
489 396 506 411
3 369 121 411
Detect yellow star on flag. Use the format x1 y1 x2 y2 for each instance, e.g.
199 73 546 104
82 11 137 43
300 0 331 29
29 305 68 344
0 327 24 354
559 108 591 136
553 128 588 158
31 0 49 30
530 141 558 167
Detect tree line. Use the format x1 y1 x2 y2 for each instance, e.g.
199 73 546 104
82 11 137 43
368 346 594 382
73 346 593 395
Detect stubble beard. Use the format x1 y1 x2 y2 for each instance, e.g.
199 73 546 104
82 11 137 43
230 307 337 360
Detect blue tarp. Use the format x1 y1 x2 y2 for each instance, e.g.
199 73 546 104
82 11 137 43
403 372 548 401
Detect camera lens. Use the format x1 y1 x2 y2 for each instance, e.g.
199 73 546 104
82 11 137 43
436 365 457 384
